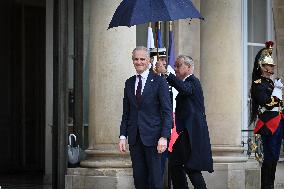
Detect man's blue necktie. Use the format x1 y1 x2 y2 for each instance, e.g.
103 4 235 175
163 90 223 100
136 75 142 105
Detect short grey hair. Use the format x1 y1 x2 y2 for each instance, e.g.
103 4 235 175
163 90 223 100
132 46 150 59
177 55 194 70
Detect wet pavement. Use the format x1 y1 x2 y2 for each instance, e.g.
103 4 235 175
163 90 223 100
275 161 284 189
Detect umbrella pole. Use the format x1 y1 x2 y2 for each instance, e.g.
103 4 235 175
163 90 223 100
155 21 160 61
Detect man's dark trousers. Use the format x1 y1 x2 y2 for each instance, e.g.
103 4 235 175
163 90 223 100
169 131 207 189
129 132 163 189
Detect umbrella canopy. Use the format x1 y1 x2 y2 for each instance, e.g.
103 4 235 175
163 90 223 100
108 0 203 29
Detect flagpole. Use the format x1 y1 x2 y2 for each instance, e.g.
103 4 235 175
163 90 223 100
169 21 172 63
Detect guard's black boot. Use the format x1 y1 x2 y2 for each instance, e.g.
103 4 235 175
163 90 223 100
261 163 267 189
268 161 277 189
261 161 273 189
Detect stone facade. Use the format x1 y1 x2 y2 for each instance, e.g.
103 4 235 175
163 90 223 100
65 0 284 188
273 0 284 80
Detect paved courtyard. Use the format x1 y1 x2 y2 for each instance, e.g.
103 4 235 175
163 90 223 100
275 161 284 189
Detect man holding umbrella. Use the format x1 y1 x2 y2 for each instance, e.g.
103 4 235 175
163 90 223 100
156 55 213 189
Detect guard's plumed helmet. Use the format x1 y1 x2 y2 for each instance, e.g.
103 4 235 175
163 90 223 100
258 41 275 66
252 41 275 81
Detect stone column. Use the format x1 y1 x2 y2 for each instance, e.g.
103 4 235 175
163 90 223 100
200 1 259 188
66 0 136 188
84 0 135 156
174 0 201 77
273 0 284 84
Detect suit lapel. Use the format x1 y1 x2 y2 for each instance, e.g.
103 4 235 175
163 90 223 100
140 71 154 104
129 76 137 105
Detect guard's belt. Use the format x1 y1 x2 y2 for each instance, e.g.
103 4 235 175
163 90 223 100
260 107 280 113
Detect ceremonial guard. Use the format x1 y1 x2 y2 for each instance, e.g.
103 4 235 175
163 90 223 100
150 47 175 102
150 48 176 180
250 41 284 189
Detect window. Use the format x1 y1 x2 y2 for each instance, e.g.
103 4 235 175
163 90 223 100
242 0 273 154
242 0 272 130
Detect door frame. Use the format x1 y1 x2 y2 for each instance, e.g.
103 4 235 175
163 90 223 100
53 0 68 188
52 0 84 188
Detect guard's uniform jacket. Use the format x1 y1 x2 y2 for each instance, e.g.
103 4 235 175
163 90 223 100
252 76 284 135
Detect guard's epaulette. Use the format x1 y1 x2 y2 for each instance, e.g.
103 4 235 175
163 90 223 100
254 79 261 84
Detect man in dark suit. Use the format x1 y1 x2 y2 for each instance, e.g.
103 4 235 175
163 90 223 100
119 46 173 189
156 55 213 189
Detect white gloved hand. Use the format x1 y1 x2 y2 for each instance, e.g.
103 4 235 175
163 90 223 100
272 79 283 100
274 78 283 89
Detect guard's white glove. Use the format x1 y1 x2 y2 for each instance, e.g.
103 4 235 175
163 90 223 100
274 78 283 89
272 79 283 100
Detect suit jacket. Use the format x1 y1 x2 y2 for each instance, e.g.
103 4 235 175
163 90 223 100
167 73 213 172
251 76 284 135
120 70 172 146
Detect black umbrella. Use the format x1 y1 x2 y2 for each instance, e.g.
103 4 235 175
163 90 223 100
108 0 203 29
